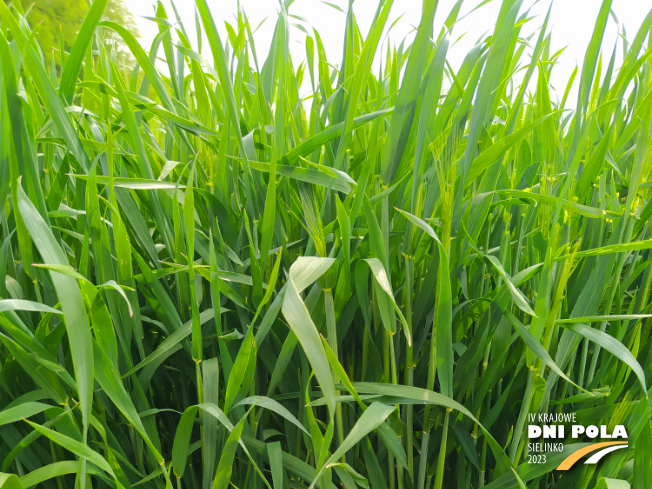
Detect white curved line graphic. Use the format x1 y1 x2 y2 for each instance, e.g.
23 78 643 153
584 444 628 464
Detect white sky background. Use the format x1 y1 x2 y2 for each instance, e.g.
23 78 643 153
126 0 651 104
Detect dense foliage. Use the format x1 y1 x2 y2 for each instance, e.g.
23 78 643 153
1 0 652 488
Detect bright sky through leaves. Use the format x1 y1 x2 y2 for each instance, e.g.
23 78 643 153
129 0 650 104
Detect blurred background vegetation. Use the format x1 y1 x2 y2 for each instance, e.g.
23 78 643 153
4 0 138 68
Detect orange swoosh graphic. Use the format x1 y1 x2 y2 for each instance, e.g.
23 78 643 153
556 442 628 470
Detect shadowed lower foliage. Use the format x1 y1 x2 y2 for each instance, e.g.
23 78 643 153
1 0 652 488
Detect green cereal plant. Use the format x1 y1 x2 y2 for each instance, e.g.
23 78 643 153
1 0 652 488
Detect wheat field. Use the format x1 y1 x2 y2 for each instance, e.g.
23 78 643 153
1 0 652 488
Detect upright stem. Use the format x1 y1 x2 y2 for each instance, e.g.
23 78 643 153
389 452 396 489
420 181 452 489
508 367 535 463
417 432 431 489
325 289 345 455
587 219 635 382
362 323 369 382
404 256 415 477
433 411 450 489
